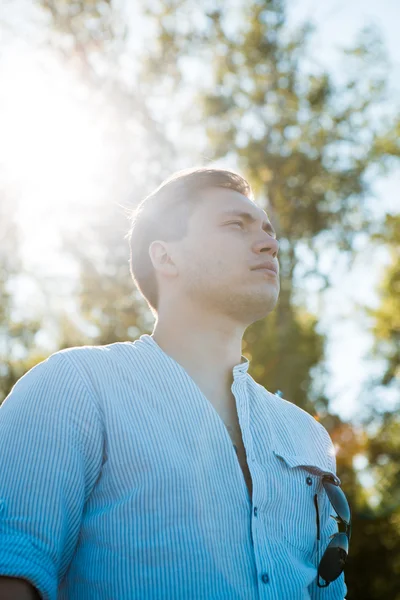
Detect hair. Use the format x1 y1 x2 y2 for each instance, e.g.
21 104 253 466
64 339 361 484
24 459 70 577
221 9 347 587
124 166 253 317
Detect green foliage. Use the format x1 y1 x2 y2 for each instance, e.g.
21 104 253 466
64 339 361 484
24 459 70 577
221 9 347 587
0 193 45 403
365 214 400 386
245 290 329 415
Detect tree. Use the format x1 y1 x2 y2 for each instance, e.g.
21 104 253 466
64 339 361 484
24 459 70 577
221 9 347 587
0 183 48 403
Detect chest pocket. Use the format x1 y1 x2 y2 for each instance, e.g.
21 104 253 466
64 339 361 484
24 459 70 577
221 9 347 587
272 449 339 557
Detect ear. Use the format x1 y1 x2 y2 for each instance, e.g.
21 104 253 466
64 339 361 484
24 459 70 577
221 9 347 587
149 240 178 277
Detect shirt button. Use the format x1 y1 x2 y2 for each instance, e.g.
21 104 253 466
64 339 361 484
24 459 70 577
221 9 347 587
306 476 313 486
261 573 269 584
254 506 258 517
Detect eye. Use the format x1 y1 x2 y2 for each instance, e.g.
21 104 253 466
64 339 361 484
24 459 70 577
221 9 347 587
228 221 244 228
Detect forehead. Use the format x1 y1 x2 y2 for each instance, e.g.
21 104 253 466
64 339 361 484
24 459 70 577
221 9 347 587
197 187 267 220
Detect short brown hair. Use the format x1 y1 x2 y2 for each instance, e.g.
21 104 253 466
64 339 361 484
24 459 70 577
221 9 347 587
125 166 253 316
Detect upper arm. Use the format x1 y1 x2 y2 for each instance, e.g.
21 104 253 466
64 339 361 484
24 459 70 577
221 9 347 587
0 353 104 600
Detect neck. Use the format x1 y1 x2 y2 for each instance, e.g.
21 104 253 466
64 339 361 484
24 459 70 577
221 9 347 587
151 319 244 396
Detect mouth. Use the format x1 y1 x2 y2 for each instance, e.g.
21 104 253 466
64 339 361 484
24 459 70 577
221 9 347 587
252 268 278 276
250 261 278 274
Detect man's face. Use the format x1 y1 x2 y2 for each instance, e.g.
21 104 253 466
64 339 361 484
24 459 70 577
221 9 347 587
159 187 280 324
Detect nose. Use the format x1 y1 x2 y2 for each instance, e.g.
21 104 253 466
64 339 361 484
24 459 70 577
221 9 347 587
255 234 279 258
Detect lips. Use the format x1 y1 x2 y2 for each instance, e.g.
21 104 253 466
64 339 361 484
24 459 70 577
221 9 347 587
251 262 278 274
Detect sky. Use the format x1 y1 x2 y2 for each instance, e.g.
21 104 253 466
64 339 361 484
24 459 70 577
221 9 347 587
1 0 399 425
289 0 400 81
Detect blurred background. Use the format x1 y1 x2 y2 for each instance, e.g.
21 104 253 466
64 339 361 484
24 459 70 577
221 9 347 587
0 0 399 597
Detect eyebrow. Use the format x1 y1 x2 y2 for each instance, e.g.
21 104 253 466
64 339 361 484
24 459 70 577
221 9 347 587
219 210 277 237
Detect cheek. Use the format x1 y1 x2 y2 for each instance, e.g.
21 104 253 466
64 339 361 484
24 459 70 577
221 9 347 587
180 237 241 281
181 251 221 286
177 245 206 281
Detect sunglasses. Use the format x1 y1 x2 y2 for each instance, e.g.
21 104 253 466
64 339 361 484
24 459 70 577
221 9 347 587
316 476 352 588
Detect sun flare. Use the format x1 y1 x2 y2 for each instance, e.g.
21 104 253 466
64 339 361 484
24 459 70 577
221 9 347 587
0 46 108 223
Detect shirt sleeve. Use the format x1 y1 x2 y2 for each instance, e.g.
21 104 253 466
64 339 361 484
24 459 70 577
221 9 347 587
0 351 104 600
309 427 348 600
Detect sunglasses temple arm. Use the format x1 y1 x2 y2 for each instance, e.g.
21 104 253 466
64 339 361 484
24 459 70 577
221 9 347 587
314 494 332 588
314 494 321 541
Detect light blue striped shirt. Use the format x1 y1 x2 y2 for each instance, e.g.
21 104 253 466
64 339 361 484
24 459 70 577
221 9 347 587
0 334 347 599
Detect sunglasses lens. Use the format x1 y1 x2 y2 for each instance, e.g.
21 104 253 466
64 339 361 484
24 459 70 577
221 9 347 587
323 480 351 525
318 533 349 582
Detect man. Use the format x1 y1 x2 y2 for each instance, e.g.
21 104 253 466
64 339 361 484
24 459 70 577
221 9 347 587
0 167 347 599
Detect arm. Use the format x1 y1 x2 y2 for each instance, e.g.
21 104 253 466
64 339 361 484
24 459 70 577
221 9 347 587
0 577 41 599
0 352 104 600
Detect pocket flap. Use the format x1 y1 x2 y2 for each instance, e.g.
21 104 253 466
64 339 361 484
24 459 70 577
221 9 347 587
273 449 341 485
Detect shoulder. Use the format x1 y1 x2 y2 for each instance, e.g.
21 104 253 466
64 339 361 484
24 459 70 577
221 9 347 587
52 340 141 374
2 345 109 425
252 381 337 471
253 380 322 428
